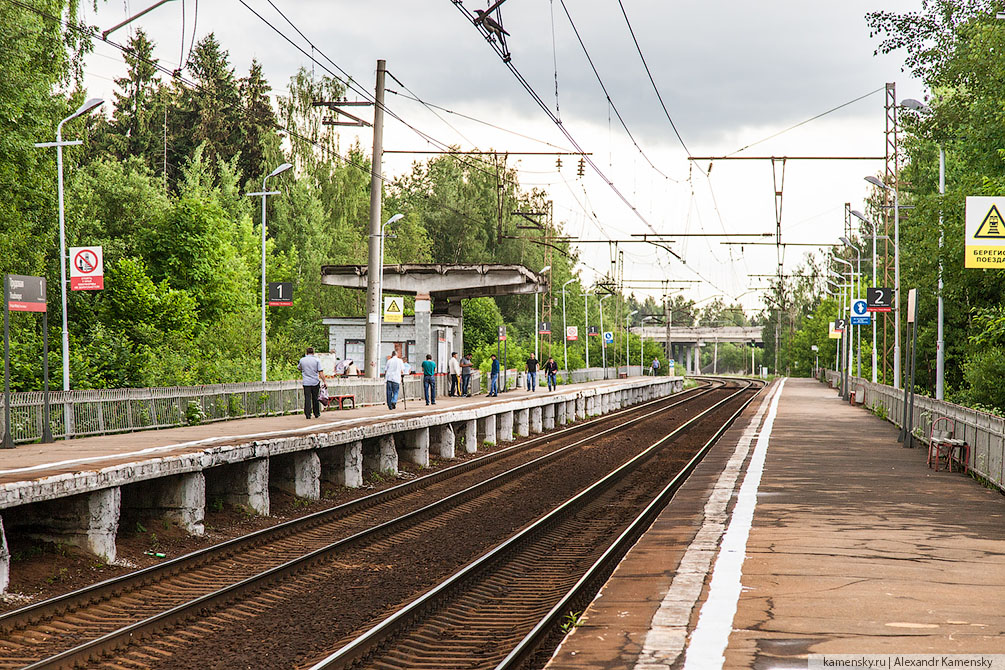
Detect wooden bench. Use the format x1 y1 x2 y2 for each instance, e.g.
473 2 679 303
927 417 969 474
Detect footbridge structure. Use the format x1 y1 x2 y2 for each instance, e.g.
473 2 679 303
638 326 763 374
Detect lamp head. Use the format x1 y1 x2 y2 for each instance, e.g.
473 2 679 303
901 98 932 114
66 98 104 123
267 162 293 179
850 209 870 224
864 175 889 191
539 265 551 274
385 213 405 226
839 236 852 247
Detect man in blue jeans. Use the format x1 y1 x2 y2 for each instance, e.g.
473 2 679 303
422 354 437 405
488 353 500 396
384 350 404 409
525 353 538 392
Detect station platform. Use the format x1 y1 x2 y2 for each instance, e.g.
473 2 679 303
546 377 1005 669
0 376 644 487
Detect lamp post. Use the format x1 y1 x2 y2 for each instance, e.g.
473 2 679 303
584 288 590 370
247 162 292 382
599 294 611 378
833 257 854 399
534 265 551 362
851 209 878 383
901 98 945 399
376 213 405 371
34 98 104 405
840 237 862 379
626 309 638 375
561 278 576 375
865 174 901 389
641 316 656 373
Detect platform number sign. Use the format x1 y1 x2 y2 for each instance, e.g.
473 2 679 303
834 318 847 332
866 287 893 313
5 275 46 312
268 282 292 307
587 325 599 337
498 325 507 341
537 321 551 335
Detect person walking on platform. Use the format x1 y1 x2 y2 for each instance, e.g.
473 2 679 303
422 354 437 405
650 356 660 376
544 356 558 391
525 353 539 392
448 352 461 397
385 350 404 410
297 347 323 419
460 352 473 397
488 354 500 396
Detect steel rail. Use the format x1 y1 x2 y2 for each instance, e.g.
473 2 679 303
306 380 759 669
0 381 711 637
17 382 722 669
496 379 765 668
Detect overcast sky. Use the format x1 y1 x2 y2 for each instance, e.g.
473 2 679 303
80 0 926 311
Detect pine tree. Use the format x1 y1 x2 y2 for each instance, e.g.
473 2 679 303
238 59 280 185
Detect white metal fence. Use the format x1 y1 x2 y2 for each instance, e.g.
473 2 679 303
824 370 1005 493
0 372 481 445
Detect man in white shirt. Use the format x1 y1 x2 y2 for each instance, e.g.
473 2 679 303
297 347 323 419
384 350 405 409
448 352 461 397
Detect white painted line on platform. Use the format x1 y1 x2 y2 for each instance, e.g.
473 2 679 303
631 380 781 670
680 377 785 670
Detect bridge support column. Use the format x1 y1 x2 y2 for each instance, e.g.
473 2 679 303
207 458 269 516
320 441 363 488
364 435 398 476
462 420 478 453
529 407 543 433
542 404 555 430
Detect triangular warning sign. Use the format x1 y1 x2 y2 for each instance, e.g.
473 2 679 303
975 204 1005 238
386 299 401 313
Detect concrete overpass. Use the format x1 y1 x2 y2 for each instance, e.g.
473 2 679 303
638 326 763 374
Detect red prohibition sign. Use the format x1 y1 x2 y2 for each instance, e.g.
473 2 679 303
74 249 98 274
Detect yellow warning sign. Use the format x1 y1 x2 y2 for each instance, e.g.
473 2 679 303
383 296 403 323
975 204 1005 238
965 197 1005 268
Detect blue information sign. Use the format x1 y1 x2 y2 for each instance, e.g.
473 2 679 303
850 299 871 325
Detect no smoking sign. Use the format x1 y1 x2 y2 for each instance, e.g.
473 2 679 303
69 246 104 291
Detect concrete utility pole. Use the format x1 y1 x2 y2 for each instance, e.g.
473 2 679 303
364 59 387 380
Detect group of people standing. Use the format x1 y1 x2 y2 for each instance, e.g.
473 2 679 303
297 345 570 419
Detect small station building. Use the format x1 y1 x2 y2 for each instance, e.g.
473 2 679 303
321 263 547 372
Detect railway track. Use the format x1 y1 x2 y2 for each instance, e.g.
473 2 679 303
0 380 725 669
308 378 762 670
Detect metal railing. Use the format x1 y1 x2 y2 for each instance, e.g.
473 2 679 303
0 372 481 445
824 370 1005 493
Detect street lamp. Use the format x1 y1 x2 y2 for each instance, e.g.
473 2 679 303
626 309 639 375
34 97 104 409
851 209 879 384
534 265 551 362
901 98 945 400
840 237 862 379
641 315 656 373
584 287 590 370
599 294 611 378
561 278 576 375
865 174 901 389
247 162 292 382
376 213 405 371
833 255 854 399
